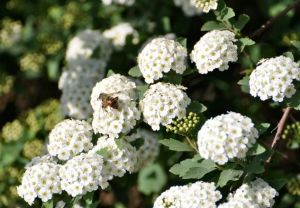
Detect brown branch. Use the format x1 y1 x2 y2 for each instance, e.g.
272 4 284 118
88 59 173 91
250 0 300 39
267 107 292 163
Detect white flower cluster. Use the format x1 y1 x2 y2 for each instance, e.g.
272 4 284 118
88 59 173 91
60 29 111 120
140 82 191 131
66 29 112 62
17 160 61 205
59 153 109 197
191 0 218 13
220 178 278 208
191 30 238 74
103 22 139 49
91 74 141 138
125 128 160 171
174 0 202 16
249 56 300 102
197 112 259 165
153 181 222 208
90 136 138 178
101 0 135 6
47 119 93 160
138 37 187 83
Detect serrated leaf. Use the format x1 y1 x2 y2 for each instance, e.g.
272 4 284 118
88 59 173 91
159 139 194 152
257 123 270 135
218 169 243 187
201 21 226 31
128 66 142 77
169 155 202 177
187 101 207 114
137 85 149 99
238 76 250 93
138 163 167 195
183 160 216 180
238 37 255 52
233 14 250 31
96 148 109 158
217 7 235 21
247 143 266 156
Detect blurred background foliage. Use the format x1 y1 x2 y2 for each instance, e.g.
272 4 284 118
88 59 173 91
1 0 300 207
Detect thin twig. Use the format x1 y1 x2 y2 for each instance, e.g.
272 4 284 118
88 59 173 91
250 0 300 39
267 107 292 163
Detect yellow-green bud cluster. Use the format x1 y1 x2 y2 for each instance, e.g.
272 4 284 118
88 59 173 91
0 73 14 96
20 53 45 73
282 122 300 148
1 120 24 143
22 139 45 159
166 112 201 136
287 175 300 196
37 34 63 55
282 32 300 47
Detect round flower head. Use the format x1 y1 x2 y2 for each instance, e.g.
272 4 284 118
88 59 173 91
47 119 93 160
91 74 140 138
66 29 112 63
103 22 139 49
138 37 188 83
197 112 258 165
153 181 222 208
89 136 138 179
174 0 202 16
249 56 300 102
228 178 278 208
140 82 191 131
17 160 61 205
125 129 160 171
191 0 218 13
101 0 135 6
59 153 109 197
190 30 238 74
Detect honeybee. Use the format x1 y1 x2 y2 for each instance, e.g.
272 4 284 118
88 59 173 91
98 93 119 110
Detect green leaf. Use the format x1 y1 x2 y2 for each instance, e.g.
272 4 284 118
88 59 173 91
286 91 300 110
138 163 167 195
291 41 300 51
128 66 142 77
169 155 202 177
238 37 255 52
283 52 294 60
217 7 235 21
187 101 207 114
47 60 59 81
137 85 149 99
245 159 265 174
232 14 250 31
162 16 171 32
217 169 243 187
115 139 124 149
163 71 182 85
247 143 266 156
238 76 250 93
201 21 226 31
257 123 270 135
43 200 54 208
183 160 217 180
107 69 115 77
159 138 194 152
96 148 109 158
177 37 187 48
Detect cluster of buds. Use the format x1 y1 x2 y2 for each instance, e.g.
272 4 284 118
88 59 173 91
282 122 300 149
287 175 300 196
166 112 201 136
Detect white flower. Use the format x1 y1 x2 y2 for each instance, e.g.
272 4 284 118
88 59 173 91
103 22 139 49
66 29 112 63
47 119 93 160
197 112 258 165
249 56 300 102
227 178 278 208
101 0 135 6
190 30 238 74
91 74 140 138
140 82 191 131
17 160 61 205
125 128 160 171
190 0 218 13
59 153 109 197
138 37 188 83
174 0 202 16
89 136 138 179
218 200 260 208
153 181 222 208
